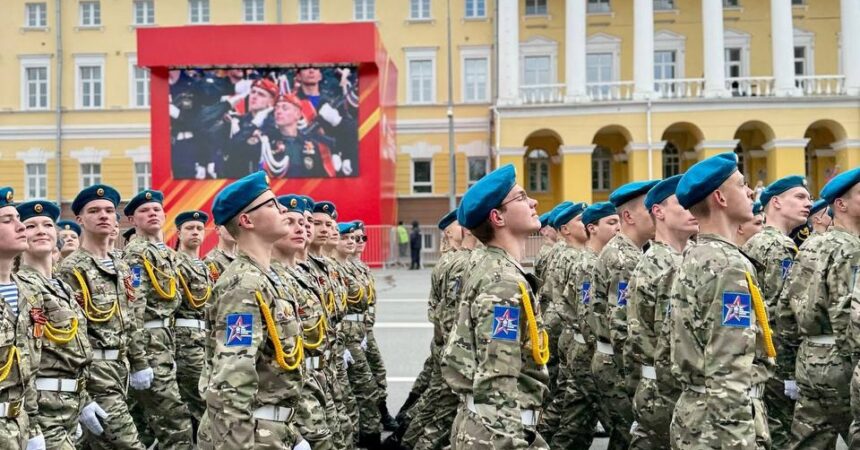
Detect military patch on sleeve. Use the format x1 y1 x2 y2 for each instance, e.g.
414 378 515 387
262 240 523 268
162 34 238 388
617 281 629 307
722 292 752 328
131 266 142 288
581 281 591 305
226 313 253 346
780 258 794 280
491 305 519 341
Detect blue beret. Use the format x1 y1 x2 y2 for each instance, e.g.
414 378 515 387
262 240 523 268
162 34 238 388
645 175 683 210
676 152 739 209
610 180 661 208
277 194 305 214
820 167 860 204
353 220 365 230
582 202 618 226
553 202 588 228
72 184 121 215
457 164 516 229
300 195 315 213
438 210 458 230
752 201 763 216
313 201 337 218
212 171 271 225
0 187 14 209
547 201 574 229
760 175 808 206
539 212 551 228
17 200 60 222
810 199 828 216
174 210 209 229
56 220 81 236
338 222 357 234
124 189 163 216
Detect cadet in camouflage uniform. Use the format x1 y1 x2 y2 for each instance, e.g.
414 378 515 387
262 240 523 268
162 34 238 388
0 188 44 450
736 201 765 247
16 200 93 450
202 224 236 283
199 172 310 450
122 190 193 449
786 170 860 448
441 164 550 449
742 176 812 448
670 153 773 449
808 198 832 234
624 175 696 449
57 184 147 450
535 203 572 290
56 220 80 262
589 180 658 448
534 206 564 284
172 210 215 437
552 202 620 448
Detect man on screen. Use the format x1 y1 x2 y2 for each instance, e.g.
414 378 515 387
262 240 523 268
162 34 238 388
223 78 278 179
262 93 329 178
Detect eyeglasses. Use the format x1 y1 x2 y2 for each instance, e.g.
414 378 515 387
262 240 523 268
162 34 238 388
243 197 278 215
356 235 368 243
498 191 528 208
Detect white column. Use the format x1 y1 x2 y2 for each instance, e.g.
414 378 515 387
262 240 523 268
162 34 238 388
498 0 521 105
565 0 589 102
771 0 800 96
702 0 730 97
633 0 654 99
842 0 860 95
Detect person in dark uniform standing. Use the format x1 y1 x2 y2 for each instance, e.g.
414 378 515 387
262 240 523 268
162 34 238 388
409 221 422 270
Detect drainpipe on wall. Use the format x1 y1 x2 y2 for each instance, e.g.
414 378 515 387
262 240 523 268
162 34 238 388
276 0 283 23
646 97 653 179
55 0 64 206
490 0 500 170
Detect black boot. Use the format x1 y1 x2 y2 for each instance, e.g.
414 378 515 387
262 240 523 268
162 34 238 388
396 391 420 420
381 434 410 450
379 400 399 431
358 432 382 450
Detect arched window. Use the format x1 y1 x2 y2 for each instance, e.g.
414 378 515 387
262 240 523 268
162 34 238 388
592 146 611 191
662 142 681 177
527 149 550 192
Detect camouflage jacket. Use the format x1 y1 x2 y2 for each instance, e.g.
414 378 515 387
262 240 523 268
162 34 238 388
670 233 773 393
440 246 549 449
432 248 475 349
57 248 147 372
545 246 582 327
273 262 332 360
202 248 235 284
428 251 459 325
565 247 598 341
122 236 182 323
305 256 344 324
348 257 378 325
590 233 642 352
202 252 304 448
174 252 215 321
534 242 555 284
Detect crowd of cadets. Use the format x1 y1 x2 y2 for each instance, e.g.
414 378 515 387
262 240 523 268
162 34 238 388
390 154 860 450
0 171 400 450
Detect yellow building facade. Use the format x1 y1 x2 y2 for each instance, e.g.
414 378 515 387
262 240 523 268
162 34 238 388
0 0 857 222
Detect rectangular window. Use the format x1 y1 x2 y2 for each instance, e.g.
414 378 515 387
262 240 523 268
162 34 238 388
412 159 432 194
80 163 102 188
791 0 804 5
26 163 47 199
523 55 551 86
467 157 488 188
723 0 739 6
586 52 613 96
725 48 742 78
410 0 430 19
133 0 155 25
79 65 102 109
794 46 807 76
592 151 611 191
527 160 549 192
525 0 547 16
465 0 485 18
189 0 210 24
422 233 434 251
132 65 150 107
25 3 47 27
25 66 49 110
463 57 488 102
654 0 674 10
80 1 101 26
134 162 152 192
243 0 264 22
299 0 320 22
408 59 434 104
654 50 676 80
587 0 610 13
354 0 375 20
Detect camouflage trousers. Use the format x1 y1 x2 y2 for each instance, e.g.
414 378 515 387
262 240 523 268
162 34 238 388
402 343 442 447
174 327 205 431
36 389 83 449
365 328 388 403
0 412 28 449
402 356 458 450
295 369 336 450
399 346 436 426
197 408 302 450
129 328 193 449
343 321 382 435
333 327 360 438
324 352 356 448
83 358 145 450
788 340 851 449
670 389 770 450
591 348 633 448
629 377 678 449
538 328 573 442
541 304 563 395
450 405 549 449
764 376 795 449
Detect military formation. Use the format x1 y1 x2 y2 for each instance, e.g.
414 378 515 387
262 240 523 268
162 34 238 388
391 154 860 450
0 170 400 450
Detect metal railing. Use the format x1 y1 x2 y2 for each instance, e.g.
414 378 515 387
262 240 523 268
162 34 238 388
520 84 566 104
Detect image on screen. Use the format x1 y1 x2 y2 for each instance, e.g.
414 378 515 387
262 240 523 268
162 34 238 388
169 66 359 180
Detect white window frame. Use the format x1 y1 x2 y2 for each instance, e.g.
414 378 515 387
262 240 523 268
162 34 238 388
405 47 437 104
592 146 612 191
654 30 686 79
723 0 740 7
465 0 486 18
126 146 152 193
79 1 101 27
133 0 155 26
587 0 611 14
25 3 47 28
74 54 105 110
299 0 320 22
460 46 491 103
20 55 51 111
527 149 551 193
411 158 433 194
410 0 431 20
466 156 489 188
654 0 675 11
17 148 54 200
127 55 150 108
25 163 47 200
354 0 375 21
525 0 548 16
662 143 681 177
519 36 559 88
188 0 210 24
80 163 102 188
723 29 751 78
134 161 152 192
793 27 815 76
243 0 265 22
586 33 621 81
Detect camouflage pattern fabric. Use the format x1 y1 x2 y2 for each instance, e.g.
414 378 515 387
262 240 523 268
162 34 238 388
202 248 234 284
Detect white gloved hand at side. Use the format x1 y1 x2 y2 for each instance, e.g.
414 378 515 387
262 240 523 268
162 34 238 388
26 435 45 450
341 159 353 176
292 439 312 450
784 379 799 400
129 367 154 391
360 336 368 351
79 401 108 436
318 103 343 127
331 154 343 173
343 349 354 368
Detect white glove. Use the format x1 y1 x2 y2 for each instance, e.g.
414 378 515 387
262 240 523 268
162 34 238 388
360 336 368 351
129 367 154 390
297 116 309 130
292 439 312 450
331 154 343 173
169 104 181 119
194 164 206 180
784 379 799 400
235 79 253 97
318 103 343 127
252 107 273 128
75 424 83 440
343 349 354 368
207 162 217 179
342 159 353 176
226 92 249 108
79 401 108 436
26 435 45 450
229 116 241 137
629 421 639 434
